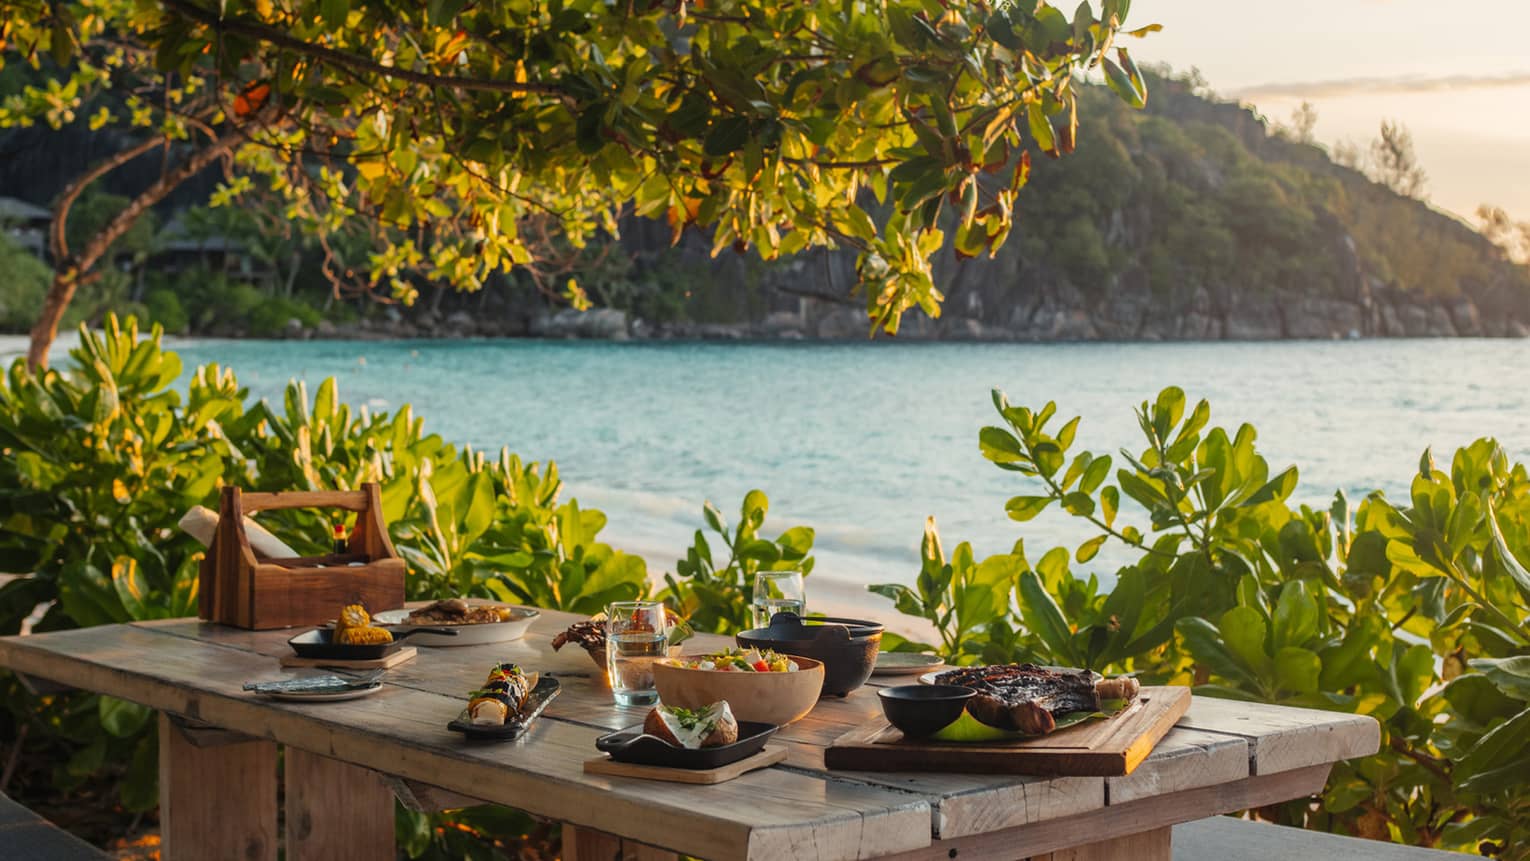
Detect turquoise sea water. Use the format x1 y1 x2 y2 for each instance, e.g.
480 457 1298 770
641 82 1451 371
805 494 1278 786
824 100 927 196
173 338 1530 607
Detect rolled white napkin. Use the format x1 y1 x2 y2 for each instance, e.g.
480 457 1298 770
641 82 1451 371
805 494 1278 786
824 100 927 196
178 506 300 559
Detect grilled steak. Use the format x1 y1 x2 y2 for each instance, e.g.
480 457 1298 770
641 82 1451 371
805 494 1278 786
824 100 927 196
936 664 1140 735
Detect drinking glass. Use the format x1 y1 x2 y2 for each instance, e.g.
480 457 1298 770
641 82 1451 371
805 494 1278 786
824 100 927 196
605 601 667 706
751 570 806 629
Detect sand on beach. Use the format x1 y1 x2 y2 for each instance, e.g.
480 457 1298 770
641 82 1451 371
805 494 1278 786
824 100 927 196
0 331 81 363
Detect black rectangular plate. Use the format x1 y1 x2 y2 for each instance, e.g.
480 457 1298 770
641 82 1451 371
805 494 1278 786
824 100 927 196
594 721 778 769
447 677 561 741
287 627 404 660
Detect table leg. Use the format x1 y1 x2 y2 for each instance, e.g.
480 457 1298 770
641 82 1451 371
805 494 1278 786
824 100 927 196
1029 825 1171 861
158 713 277 861
284 747 395 860
562 824 680 861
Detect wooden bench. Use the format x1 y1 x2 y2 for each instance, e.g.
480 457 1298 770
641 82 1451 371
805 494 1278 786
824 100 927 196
0 793 109 860
1174 816 1473 859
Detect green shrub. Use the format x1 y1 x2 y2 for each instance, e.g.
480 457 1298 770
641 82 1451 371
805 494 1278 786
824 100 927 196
245 295 322 336
661 490 815 634
0 232 49 331
143 288 188 334
873 387 1530 857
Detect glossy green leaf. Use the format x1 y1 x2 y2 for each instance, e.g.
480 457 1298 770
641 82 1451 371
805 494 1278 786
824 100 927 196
1218 606 1272 677
1274 646 1321 695
1272 579 1319 649
1017 570 1075 663
1076 534 1107 563
980 426 1027 463
1005 495 1055 522
1472 656 1530 701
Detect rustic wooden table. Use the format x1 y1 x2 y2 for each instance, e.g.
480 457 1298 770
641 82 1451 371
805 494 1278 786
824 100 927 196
0 606 1379 861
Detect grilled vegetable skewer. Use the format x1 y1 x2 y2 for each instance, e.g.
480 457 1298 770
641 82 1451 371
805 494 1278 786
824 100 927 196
467 663 539 726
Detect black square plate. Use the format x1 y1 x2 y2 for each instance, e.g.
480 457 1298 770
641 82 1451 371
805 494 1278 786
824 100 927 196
594 721 778 769
447 677 561 741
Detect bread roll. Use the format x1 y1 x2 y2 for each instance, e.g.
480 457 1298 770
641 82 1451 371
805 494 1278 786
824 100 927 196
643 702 738 749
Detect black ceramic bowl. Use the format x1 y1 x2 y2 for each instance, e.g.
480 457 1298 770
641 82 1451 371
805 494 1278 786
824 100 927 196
736 613 884 697
877 684 976 738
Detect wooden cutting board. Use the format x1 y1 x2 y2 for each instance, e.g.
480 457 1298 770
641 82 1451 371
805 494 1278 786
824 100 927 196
825 686 1190 777
583 745 788 784
278 647 416 670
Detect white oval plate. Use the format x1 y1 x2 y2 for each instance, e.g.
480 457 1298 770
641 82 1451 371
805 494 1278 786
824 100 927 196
374 605 539 646
872 653 946 676
264 684 383 703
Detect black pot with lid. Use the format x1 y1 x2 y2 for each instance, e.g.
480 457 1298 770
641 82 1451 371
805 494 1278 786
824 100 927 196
736 612 884 697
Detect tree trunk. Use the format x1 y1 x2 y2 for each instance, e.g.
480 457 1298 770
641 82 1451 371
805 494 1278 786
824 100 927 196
27 119 261 370
284 250 301 298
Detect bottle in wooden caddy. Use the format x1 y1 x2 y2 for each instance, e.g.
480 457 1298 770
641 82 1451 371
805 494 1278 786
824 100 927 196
198 484 406 630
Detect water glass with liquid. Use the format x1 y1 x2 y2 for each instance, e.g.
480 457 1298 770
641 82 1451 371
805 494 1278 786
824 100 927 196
751 570 806 629
605 601 667 706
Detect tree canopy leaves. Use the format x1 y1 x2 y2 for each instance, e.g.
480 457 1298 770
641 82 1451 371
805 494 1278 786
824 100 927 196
0 0 1149 337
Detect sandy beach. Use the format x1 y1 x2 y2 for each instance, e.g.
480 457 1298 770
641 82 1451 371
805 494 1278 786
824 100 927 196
0 331 80 362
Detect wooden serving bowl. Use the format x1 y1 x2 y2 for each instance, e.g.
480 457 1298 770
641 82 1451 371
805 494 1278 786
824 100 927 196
652 656 825 725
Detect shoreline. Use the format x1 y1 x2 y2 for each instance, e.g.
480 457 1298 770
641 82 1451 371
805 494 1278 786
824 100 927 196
6 328 1528 367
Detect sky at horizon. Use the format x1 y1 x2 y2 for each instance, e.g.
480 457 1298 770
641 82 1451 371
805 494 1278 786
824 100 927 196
1129 0 1530 222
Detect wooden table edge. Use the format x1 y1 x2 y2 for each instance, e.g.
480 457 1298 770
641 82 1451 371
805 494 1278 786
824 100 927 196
873 762 1334 860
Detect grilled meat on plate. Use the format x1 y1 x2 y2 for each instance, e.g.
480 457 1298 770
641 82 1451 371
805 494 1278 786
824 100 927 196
936 664 1140 735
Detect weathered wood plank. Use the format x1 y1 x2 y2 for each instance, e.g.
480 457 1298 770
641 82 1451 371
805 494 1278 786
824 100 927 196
562 825 682 861
0 792 110 860
0 822 109 861
1106 728 1248 805
872 764 1332 861
241 489 370 512
383 776 492 813
562 825 623 861
285 749 395 860
1034 825 1171 861
158 712 277 861
164 713 259 748
1175 696 1379 775
1172 816 1475 859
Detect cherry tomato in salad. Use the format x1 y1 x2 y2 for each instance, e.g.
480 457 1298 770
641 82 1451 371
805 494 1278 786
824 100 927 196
753 660 770 672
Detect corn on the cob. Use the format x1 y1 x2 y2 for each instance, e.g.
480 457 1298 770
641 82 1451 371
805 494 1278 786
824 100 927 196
333 603 391 645
335 625 393 645
336 603 372 631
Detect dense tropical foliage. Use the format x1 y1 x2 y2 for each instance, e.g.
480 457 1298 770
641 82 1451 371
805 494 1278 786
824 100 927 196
0 0 1153 365
870 386 1530 857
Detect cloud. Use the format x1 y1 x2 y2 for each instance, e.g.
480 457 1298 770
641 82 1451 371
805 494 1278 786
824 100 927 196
1232 71 1530 100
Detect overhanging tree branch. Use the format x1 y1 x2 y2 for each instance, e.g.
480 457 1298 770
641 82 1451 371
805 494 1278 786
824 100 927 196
49 134 168 262
161 0 568 98
28 108 278 371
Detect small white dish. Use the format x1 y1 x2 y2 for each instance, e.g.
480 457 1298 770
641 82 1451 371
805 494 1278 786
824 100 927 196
373 605 539 646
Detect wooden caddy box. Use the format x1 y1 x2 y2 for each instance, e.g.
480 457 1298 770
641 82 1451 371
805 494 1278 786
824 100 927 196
198 484 406 630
